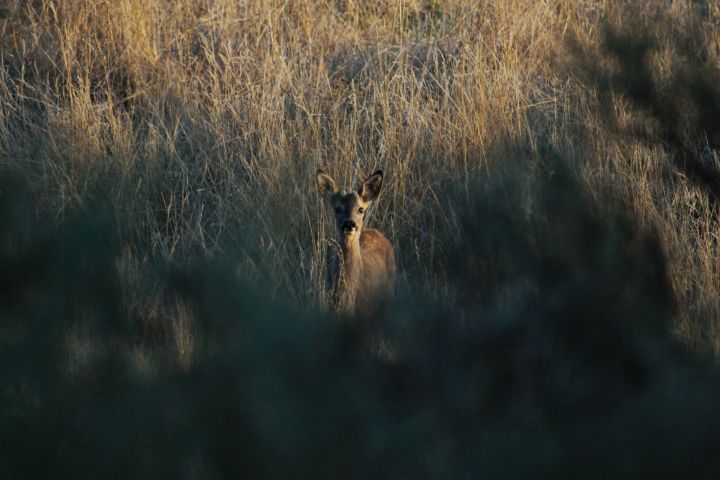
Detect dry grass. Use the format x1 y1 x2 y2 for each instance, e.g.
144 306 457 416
2 0 720 362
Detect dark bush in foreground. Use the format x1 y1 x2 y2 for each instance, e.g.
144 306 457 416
2 153 720 480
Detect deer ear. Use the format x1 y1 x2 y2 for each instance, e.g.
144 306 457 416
359 170 383 202
316 169 338 197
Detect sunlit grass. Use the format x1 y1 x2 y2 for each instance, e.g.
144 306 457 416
2 0 720 356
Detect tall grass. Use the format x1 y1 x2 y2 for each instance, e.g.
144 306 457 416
3 0 720 347
4 0 720 475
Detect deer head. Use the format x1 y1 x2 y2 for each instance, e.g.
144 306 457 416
316 169 384 243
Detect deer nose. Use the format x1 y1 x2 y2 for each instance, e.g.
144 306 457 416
342 220 357 231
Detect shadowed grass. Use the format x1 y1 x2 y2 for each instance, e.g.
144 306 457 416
4 0 720 476
3 150 720 478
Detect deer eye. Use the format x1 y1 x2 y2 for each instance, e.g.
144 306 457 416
334 206 342 214
358 207 365 214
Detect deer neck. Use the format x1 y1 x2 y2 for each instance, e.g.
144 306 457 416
337 232 363 305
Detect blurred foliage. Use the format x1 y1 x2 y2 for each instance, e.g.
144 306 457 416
3 147 720 479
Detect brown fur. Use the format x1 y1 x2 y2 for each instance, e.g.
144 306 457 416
316 169 396 317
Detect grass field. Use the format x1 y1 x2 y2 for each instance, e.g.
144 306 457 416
4 0 720 477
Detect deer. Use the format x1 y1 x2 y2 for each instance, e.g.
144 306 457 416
316 169 396 319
